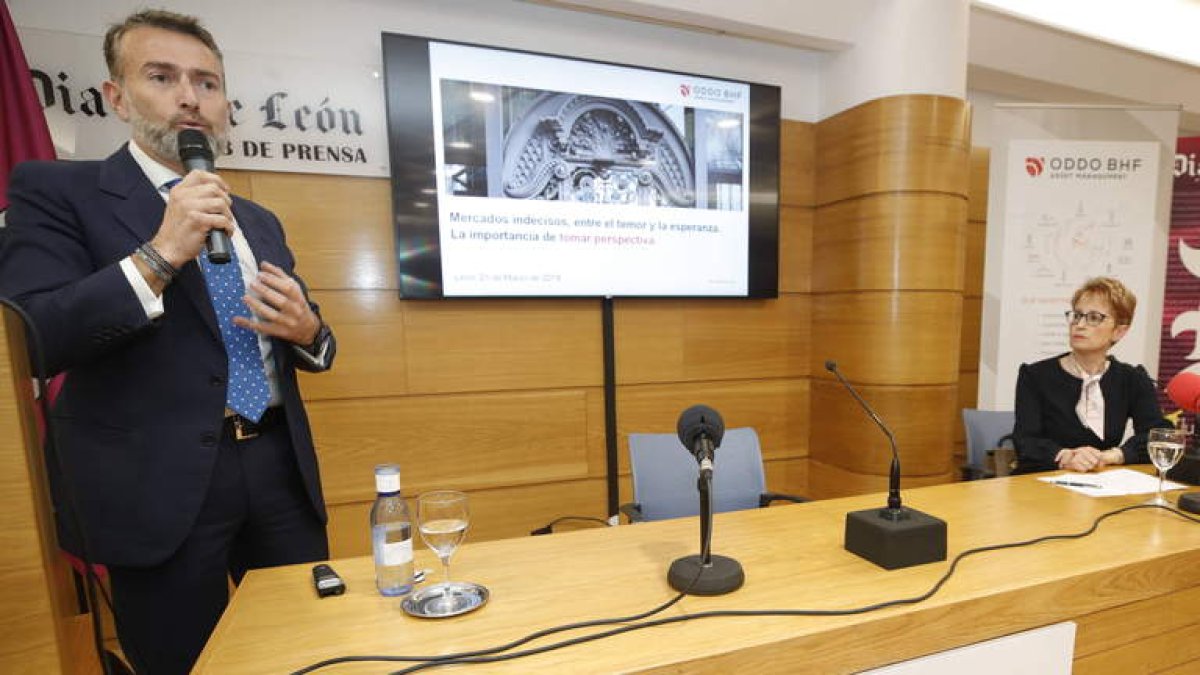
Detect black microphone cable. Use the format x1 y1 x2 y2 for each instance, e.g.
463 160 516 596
292 529 716 675
290 502 1200 674
0 297 141 675
290 572 699 675
529 515 610 536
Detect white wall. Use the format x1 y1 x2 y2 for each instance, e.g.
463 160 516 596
14 0 1200 135
8 0 823 121
820 0 969 119
968 7 1200 142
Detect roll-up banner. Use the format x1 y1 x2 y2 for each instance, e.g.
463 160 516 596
979 104 1179 410
1157 137 1200 411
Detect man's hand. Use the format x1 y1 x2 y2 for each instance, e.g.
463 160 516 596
234 261 321 345
151 170 234 268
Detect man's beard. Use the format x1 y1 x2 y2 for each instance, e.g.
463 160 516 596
131 112 227 165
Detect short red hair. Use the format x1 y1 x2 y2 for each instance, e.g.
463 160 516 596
1072 277 1136 326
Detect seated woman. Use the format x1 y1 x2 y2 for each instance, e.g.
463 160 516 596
1012 277 1169 474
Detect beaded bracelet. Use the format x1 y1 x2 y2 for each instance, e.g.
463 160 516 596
134 243 179 283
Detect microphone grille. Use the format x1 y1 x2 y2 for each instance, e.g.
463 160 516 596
676 404 725 449
177 129 213 161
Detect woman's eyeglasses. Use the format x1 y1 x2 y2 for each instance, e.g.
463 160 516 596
1065 310 1109 326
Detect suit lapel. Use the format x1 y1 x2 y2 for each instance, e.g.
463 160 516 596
234 199 281 267
100 146 221 341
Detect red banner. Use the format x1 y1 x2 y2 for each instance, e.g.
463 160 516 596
1 2 55 211
1157 137 1200 411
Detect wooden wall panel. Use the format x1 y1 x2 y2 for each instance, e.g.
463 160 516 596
962 218 986 299
811 291 963 385
221 169 254 198
763 457 809 499
221 115 821 543
465 478 610 540
812 193 966 292
309 389 598 505
967 147 991 223
237 117 822 541
404 299 603 394
299 294 604 399
806 460 955 499
815 95 972 205
298 290 408 400
958 145 990 461
248 173 394 290
616 301 686 382
959 296 982 370
615 379 810 470
614 294 809 384
780 120 815 208
326 477 610 559
779 205 812 294
811 95 970 495
957 371 979 413
808 380 958 475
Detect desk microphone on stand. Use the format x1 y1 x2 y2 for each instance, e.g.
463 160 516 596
667 404 745 595
825 361 947 570
1164 371 1200 513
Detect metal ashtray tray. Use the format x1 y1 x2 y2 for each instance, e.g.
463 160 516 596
401 581 489 618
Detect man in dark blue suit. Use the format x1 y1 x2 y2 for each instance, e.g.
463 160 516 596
0 10 335 674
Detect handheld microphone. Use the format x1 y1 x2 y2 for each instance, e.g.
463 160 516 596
666 405 743 596
176 129 231 264
825 360 947 570
677 404 724 480
1167 371 1200 413
1163 370 1200 507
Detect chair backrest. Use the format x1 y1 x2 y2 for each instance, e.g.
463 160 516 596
961 409 1015 471
627 427 768 521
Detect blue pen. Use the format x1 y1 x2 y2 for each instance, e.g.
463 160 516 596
1052 480 1102 489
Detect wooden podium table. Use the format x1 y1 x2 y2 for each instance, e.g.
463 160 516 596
195 475 1200 674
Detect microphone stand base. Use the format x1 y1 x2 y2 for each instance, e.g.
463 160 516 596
1178 492 1200 514
1167 453 1200 486
668 554 744 596
844 506 947 570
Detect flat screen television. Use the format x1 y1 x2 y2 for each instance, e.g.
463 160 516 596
381 33 781 298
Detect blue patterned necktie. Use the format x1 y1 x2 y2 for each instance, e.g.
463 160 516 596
199 246 271 422
163 179 271 422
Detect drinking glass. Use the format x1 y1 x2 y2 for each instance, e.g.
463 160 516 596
1147 427 1187 506
418 490 470 593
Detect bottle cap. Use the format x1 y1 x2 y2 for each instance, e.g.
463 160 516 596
374 463 401 494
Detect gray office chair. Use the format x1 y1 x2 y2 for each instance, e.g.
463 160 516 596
620 427 807 522
961 409 1016 480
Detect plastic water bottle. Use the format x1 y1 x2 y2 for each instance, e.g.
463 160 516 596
370 464 414 596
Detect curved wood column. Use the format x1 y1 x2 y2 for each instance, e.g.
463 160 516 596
811 95 971 498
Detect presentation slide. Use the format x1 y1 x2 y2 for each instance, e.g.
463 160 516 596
426 42 753 297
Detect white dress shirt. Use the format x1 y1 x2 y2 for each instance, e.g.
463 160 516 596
118 140 328 407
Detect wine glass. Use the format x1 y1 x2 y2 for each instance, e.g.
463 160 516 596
417 490 470 612
1147 427 1187 506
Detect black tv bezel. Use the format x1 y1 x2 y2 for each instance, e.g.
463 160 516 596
381 31 780 299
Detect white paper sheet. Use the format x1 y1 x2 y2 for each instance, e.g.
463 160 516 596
1037 468 1188 496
